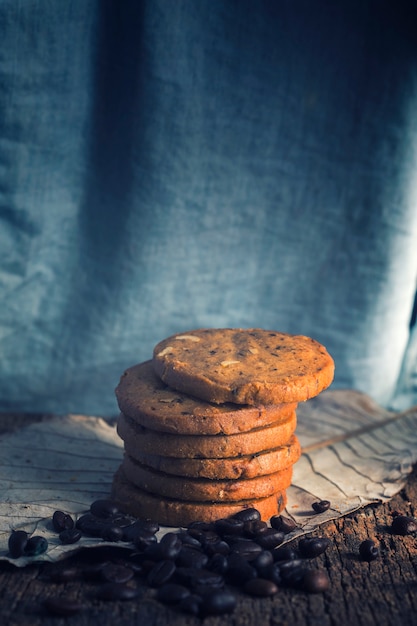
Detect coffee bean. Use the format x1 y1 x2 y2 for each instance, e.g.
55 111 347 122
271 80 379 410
24 535 48 556
177 531 202 549
52 510 75 533
159 532 182 559
204 540 230 557
44 597 85 616
231 508 261 523
312 500 331 514
243 577 279 597
255 528 285 549
147 559 176 587
131 530 158 551
97 582 140 601
243 519 268 538
214 517 244 536
359 539 379 562
101 525 125 542
272 545 298 562
59 528 82 545
190 569 225 594
101 563 135 584
200 590 237 616
75 513 107 537
179 593 203 615
8 530 28 558
207 553 228 575
230 538 263 561
157 582 191 605
176 546 208 569
226 557 258 585
270 514 298 534
302 569 330 593
261 562 282 586
298 537 330 559
90 499 120 519
278 559 307 587
252 550 274 574
391 515 417 536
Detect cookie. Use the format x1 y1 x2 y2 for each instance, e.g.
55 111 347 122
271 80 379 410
115 361 297 435
121 454 293 501
152 328 334 405
117 411 297 459
127 434 301 479
111 466 286 525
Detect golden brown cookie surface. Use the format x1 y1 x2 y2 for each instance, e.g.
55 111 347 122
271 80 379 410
117 411 297 459
111 466 286 525
152 328 334 405
121 454 293 501
127 435 301 479
115 361 297 435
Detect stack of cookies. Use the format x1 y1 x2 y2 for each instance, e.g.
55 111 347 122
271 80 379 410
111 328 334 527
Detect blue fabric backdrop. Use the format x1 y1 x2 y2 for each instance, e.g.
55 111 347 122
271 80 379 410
1 0 417 417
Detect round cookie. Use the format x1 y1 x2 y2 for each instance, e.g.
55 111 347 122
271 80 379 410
128 435 301 479
152 328 334 405
117 411 297 459
116 361 297 435
121 454 293 501
111 466 286 525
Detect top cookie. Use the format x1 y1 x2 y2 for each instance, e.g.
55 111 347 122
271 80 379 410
152 328 334 405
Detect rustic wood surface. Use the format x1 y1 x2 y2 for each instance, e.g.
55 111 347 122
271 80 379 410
1 415 417 625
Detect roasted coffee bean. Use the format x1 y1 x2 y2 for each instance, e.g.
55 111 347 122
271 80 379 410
231 508 261 523
261 562 282 586
132 530 158 551
179 593 203 616
391 515 417 536
187 521 213 533
159 532 183 559
312 500 331 514
190 569 225 594
59 528 82 545
252 550 274 574
157 582 191 605
52 510 74 533
255 528 285 549
176 546 208 569
44 597 85 616
24 535 48 556
97 582 140 601
46 566 80 583
298 537 330 559
200 590 237 616
147 559 176 587
198 530 221 546
243 519 268 537
359 539 379 562
90 499 120 519
278 559 307 587
226 556 258 585
204 540 230 557
8 530 28 558
230 538 263 560
101 563 135 584
214 517 244 536
302 569 330 593
243 577 279 597
272 545 298 562
75 513 107 537
207 553 228 575
101 524 125 542
177 531 202 549
270 514 298 534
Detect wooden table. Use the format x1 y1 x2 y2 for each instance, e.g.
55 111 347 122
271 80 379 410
1 414 417 626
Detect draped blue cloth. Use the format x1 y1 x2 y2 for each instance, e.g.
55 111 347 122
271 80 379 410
1 0 417 416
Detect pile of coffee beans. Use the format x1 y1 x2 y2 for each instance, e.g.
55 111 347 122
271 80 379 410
9 499 415 617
